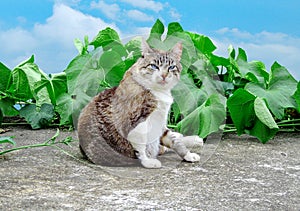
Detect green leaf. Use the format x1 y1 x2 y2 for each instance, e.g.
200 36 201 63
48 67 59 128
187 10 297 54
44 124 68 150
236 47 247 61
0 62 12 92
172 75 208 116
20 103 54 129
90 27 121 49
64 50 104 96
293 81 300 112
245 62 298 119
176 94 226 138
228 45 236 59
209 54 230 69
62 49 106 126
164 32 198 70
254 97 278 130
0 108 2 126
149 19 164 40
124 37 142 68
34 72 67 106
227 89 256 134
236 48 269 84
0 136 16 146
7 55 43 101
0 99 19 116
99 50 126 87
187 32 217 55
167 22 184 36
55 92 91 126
74 36 89 55
227 89 278 143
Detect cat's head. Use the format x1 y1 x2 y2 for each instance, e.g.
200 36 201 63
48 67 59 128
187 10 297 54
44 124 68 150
131 40 183 90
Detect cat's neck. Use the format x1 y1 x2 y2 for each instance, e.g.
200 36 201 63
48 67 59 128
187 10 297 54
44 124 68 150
150 88 173 104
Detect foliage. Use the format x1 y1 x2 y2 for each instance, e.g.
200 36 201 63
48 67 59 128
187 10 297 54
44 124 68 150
0 19 299 144
19 103 54 129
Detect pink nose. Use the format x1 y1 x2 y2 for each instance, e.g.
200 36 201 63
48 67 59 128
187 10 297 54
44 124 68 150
161 73 168 80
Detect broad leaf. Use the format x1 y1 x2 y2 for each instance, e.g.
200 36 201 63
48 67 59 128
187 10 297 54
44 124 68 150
55 91 91 126
64 50 104 96
7 55 45 102
20 103 54 129
172 75 208 116
254 97 278 130
0 98 19 116
148 19 165 41
0 62 11 92
99 50 126 87
176 94 226 138
187 32 217 55
245 62 298 119
90 27 121 49
227 89 278 143
34 72 67 106
167 22 184 36
124 37 142 68
0 108 2 126
293 81 300 112
236 48 269 84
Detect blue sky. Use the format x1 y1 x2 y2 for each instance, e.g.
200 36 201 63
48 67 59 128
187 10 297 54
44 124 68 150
0 0 299 79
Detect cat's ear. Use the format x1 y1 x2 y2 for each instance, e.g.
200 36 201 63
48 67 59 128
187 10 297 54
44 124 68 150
141 39 154 56
171 42 183 60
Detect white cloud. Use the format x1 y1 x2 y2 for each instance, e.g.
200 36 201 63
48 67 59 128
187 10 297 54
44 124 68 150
0 28 37 53
34 4 119 47
126 10 154 22
120 0 163 12
90 1 120 20
212 28 300 80
0 3 119 72
169 8 181 21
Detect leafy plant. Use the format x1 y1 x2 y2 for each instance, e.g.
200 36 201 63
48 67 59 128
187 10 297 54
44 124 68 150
0 19 299 144
19 103 54 129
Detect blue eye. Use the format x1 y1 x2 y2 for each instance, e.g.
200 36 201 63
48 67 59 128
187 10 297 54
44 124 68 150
168 65 176 71
149 64 159 70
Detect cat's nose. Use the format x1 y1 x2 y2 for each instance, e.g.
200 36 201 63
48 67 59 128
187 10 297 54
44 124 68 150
161 73 168 80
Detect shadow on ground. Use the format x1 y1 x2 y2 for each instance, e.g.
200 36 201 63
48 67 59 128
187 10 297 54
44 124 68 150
1 126 299 210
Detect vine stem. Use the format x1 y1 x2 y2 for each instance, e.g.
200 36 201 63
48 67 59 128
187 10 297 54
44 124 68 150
0 129 77 156
0 143 52 155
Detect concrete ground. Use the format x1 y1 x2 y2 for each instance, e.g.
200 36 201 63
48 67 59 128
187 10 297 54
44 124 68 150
0 126 299 210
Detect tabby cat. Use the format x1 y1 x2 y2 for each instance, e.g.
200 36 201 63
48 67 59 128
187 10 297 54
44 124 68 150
78 40 202 168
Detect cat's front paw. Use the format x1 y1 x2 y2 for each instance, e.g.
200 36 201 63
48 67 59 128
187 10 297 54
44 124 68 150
184 152 200 162
141 159 162 169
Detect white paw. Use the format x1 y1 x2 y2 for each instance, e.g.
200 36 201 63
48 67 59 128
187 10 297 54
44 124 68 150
141 159 162 169
184 152 200 162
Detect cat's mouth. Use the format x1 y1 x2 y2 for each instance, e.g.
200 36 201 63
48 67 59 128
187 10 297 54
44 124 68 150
158 80 168 85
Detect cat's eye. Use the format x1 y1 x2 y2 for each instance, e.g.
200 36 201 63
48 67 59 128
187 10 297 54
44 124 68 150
149 64 159 71
168 65 177 71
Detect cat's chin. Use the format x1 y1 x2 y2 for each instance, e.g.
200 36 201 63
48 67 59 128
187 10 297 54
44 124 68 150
157 80 168 86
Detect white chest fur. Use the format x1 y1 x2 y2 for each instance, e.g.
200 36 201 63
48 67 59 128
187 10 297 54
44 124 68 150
127 89 173 147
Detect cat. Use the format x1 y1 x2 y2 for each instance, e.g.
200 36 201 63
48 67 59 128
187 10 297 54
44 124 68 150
78 40 203 168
